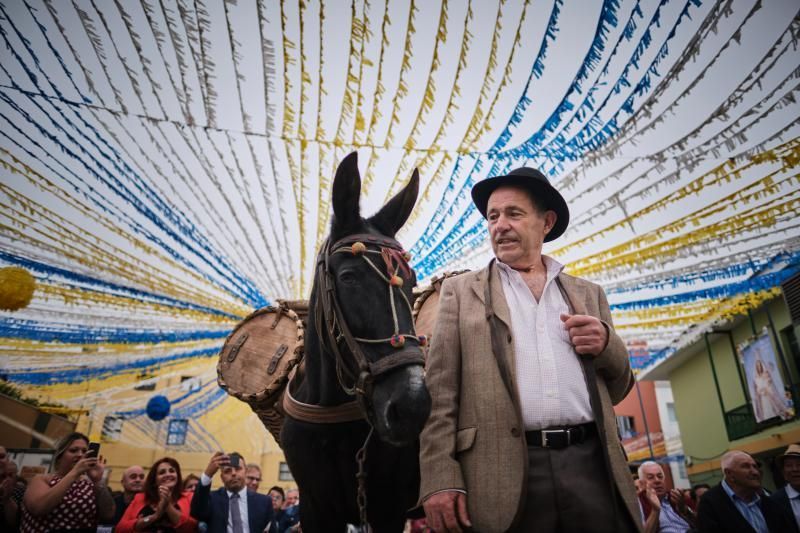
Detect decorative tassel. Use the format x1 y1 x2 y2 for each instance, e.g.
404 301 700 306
402 251 412 262
390 335 405 348
351 242 367 255
390 275 404 287
418 335 428 347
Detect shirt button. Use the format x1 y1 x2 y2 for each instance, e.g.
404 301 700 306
511 427 520 437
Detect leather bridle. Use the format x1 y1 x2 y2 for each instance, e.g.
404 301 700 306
313 232 426 421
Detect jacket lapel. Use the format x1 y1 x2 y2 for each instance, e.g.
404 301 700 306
470 263 512 329
471 262 519 406
220 488 229 527
556 273 587 316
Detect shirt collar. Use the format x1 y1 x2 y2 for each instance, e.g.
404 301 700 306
786 484 800 499
722 479 761 504
226 486 247 499
496 255 564 282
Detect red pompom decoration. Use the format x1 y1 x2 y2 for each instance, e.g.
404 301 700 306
418 335 428 347
390 335 405 348
402 251 412 262
351 242 367 255
390 275 403 287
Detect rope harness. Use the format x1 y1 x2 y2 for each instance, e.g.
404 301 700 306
315 233 426 419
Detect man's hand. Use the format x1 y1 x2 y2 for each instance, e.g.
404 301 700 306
423 490 471 533
560 314 607 356
204 452 229 478
646 486 661 512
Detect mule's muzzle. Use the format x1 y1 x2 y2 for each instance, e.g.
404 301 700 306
371 363 431 447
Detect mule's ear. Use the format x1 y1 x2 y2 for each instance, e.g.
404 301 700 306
368 168 419 237
331 152 362 235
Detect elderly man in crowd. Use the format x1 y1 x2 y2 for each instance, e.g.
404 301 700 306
111 465 145 527
637 460 692 532
769 443 800 532
697 450 791 532
419 167 639 532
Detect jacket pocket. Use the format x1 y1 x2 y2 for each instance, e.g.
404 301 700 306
455 427 477 453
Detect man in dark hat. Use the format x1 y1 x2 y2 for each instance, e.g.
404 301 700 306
418 168 640 532
769 443 800 532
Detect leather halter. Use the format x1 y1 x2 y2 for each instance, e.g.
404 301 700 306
283 232 426 424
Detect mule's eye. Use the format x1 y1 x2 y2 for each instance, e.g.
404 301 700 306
338 271 357 285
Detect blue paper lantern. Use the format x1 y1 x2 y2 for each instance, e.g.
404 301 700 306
146 395 171 421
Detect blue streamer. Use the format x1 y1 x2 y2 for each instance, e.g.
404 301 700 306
5 346 220 385
490 0 566 151
607 251 800 296
492 0 617 153
0 317 231 345
0 251 247 319
612 255 800 312
0 10 267 306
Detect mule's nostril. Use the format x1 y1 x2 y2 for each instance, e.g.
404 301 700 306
386 402 399 424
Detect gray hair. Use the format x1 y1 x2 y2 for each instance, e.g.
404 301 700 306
637 460 662 479
721 450 750 471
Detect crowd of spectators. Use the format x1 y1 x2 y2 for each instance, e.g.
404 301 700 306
0 436 301 532
6 435 800 532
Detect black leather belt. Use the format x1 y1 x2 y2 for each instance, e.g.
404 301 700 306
525 422 596 449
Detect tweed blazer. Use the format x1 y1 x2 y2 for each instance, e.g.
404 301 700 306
418 263 640 532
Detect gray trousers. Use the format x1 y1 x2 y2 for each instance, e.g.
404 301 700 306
509 433 637 533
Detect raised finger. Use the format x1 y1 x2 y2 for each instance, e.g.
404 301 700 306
566 324 598 337
571 335 598 346
574 343 600 355
563 314 595 328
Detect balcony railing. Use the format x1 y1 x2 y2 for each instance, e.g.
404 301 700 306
724 403 789 441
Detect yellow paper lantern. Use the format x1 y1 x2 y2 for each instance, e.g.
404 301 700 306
0 267 36 311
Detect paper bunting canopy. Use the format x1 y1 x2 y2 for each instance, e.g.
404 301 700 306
1 0 799 448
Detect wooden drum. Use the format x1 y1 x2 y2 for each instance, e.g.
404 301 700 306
413 270 469 357
217 306 304 445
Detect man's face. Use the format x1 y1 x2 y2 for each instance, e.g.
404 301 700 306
285 489 299 507
245 467 261 492
783 456 800 489
486 186 555 268
726 454 762 492
269 489 284 511
640 464 667 498
221 462 246 492
121 466 145 493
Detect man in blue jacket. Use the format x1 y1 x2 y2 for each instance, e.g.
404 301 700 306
191 452 273 533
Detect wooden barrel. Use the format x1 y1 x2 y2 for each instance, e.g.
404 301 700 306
413 271 470 357
217 306 304 445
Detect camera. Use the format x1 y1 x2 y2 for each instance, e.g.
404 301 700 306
229 453 241 468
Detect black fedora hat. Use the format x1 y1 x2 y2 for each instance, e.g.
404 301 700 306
471 167 569 242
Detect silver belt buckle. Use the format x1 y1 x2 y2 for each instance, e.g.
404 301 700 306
541 429 569 448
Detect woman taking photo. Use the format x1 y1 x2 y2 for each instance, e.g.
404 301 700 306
116 457 197 532
21 432 115 532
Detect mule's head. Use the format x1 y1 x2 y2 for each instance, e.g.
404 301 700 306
325 152 431 447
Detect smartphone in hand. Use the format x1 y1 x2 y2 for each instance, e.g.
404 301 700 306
87 442 101 458
229 453 240 468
